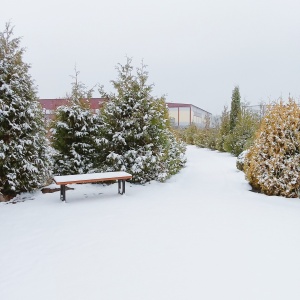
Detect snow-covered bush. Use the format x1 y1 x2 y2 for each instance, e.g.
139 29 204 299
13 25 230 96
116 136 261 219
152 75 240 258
164 130 186 177
236 150 249 171
50 71 101 175
245 99 300 197
0 23 51 196
98 58 186 183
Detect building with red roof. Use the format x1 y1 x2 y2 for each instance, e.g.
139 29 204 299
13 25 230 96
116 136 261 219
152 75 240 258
39 98 211 128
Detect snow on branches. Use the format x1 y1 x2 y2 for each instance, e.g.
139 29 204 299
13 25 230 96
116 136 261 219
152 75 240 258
0 23 51 195
245 99 300 198
99 58 186 183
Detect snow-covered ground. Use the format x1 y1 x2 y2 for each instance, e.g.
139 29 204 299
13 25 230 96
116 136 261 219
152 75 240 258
1 146 300 300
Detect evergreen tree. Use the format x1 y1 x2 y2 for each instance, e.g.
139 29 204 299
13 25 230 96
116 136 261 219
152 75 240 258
224 107 260 156
181 124 199 145
245 99 300 197
50 69 101 175
216 106 230 151
98 58 186 183
229 86 241 131
0 23 51 196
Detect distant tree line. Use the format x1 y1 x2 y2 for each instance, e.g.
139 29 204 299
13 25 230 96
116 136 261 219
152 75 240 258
178 86 261 156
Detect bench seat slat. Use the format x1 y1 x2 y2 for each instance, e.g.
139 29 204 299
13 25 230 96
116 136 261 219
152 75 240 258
53 171 132 185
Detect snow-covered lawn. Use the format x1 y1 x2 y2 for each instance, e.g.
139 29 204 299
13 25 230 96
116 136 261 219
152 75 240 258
1 146 300 300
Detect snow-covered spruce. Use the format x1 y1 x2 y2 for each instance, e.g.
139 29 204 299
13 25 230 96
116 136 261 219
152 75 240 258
245 99 300 197
99 58 186 183
0 23 51 196
50 71 101 175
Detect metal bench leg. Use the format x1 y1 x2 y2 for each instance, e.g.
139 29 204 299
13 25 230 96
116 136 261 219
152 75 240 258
60 185 66 202
118 180 125 195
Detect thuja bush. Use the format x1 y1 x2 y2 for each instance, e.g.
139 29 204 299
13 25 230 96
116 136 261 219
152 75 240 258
98 58 186 183
0 23 51 196
50 70 101 175
236 150 249 171
194 127 218 150
245 99 300 197
224 108 260 156
180 124 200 145
215 106 230 152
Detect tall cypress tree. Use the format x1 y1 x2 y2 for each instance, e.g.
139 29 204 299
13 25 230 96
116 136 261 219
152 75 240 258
0 23 51 196
229 86 241 131
216 106 230 151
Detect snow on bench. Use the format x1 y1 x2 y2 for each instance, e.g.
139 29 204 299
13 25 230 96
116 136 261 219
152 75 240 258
53 171 132 202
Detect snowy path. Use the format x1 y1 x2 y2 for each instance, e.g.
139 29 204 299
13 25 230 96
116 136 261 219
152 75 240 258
1 146 300 300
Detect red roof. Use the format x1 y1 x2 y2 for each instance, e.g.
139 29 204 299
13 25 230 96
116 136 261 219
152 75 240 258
39 99 211 116
39 98 107 110
166 102 193 108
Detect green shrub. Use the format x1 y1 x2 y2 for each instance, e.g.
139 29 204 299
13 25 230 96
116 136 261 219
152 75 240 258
179 124 199 145
216 106 230 152
224 108 260 156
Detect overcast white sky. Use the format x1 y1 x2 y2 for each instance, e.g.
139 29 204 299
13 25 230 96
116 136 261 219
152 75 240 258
2 0 300 115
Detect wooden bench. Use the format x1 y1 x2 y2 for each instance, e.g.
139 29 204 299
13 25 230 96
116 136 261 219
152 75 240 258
53 171 132 202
